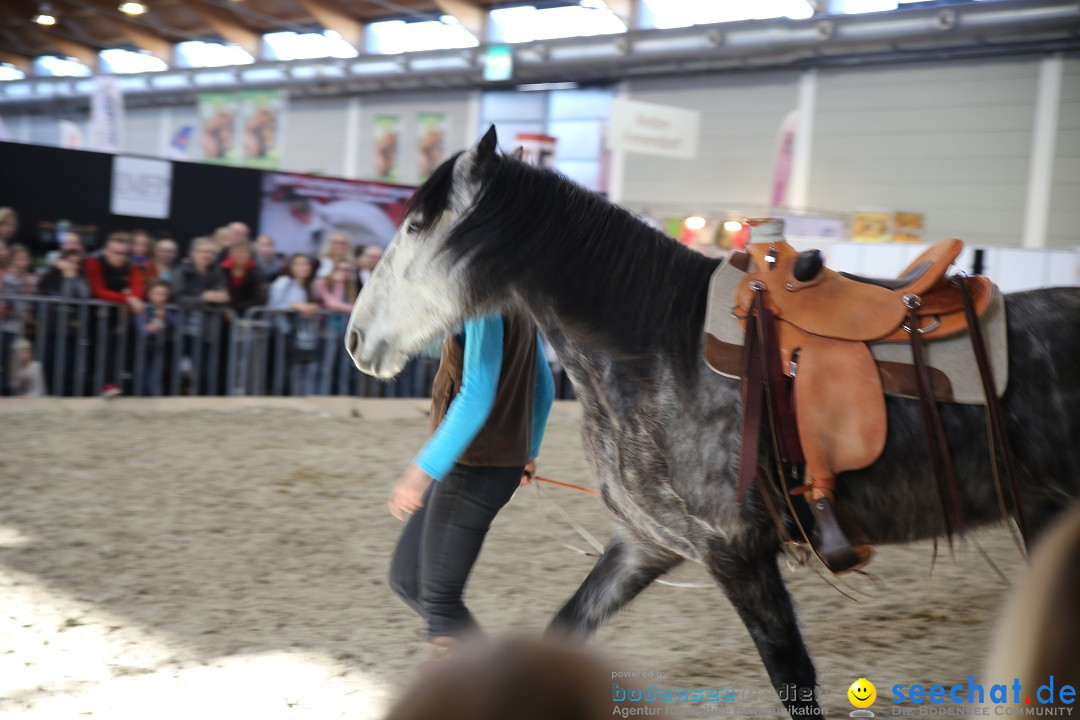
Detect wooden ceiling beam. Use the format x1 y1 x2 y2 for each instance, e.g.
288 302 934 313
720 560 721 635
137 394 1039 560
0 47 34 73
185 0 262 57
295 0 364 50
23 25 101 68
431 0 484 39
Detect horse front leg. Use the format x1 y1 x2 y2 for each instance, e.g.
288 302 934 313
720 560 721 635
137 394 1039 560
547 525 683 639
706 539 819 717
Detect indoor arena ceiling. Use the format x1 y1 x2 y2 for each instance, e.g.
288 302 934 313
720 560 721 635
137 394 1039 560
0 0 513 69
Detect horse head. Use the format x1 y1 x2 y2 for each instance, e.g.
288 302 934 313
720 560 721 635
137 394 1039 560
345 125 505 378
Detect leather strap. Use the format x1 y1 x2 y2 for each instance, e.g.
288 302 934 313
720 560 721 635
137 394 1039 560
737 299 764 504
758 296 804 464
958 276 1029 549
909 304 965 542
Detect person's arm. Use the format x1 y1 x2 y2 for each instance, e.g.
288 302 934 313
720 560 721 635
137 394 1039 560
530 335 555 459
413 315 504 481
85 258 128 303
128 265 145 300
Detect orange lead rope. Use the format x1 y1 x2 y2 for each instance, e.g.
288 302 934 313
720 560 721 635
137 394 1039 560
534 476 599 495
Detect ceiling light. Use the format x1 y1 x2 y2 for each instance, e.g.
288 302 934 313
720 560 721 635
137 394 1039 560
723 220 744 232
33 3 56 25
118 2 147 15
684 216 707 231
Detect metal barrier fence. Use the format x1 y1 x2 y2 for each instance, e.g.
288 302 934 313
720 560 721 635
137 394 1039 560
1 294 576 399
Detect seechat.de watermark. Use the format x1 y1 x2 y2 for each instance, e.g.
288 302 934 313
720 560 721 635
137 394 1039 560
889 677 1075 716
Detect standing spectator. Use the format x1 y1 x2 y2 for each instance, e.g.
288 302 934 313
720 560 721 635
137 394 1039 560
44 231 85 265
37 248 90 396
136 280 176 396
317 232 352 278
1 244 37 296
313 259 358 394
149 238 178 283
0 244 37 395
254 234 283 282
222 239 267 315
357 245 382 289
84 232 145 397
0 207 18 249
228 221 250 245
171 237 228 390
171 237 229 395
85 232 146 310
8 338 45 397
129 229 154 286
268 253 320 396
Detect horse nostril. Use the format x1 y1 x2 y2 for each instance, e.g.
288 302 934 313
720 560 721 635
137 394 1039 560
348 328 364 356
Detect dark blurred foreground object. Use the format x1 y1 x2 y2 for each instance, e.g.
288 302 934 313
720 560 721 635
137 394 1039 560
985 504 1080 699
384 636 637 720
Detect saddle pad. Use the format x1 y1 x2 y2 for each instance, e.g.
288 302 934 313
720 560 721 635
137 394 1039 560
703 255 1009 404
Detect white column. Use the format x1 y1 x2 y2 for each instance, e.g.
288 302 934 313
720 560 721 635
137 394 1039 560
343 96 361 179
1022 54 1064 249
788 68 817 213
607 81 629 205
465 90 482 143
158 106 172 158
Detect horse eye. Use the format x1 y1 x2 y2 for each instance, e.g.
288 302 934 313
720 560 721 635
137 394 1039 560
407 221 421 235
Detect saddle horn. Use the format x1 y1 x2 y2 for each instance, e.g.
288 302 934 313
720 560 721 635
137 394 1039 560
793 249 825 283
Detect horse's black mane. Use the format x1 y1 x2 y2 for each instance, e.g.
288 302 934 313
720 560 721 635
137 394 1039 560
416 151 721 375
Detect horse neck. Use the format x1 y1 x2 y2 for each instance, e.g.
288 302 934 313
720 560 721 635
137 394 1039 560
507 219 721 383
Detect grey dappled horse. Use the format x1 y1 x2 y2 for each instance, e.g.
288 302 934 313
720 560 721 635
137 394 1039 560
346 127 1080 717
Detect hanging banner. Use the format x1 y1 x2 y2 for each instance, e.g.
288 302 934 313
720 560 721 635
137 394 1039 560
607 98 700 159
374 115 399 182
198 92 240 165
259 172 413 257
58 120 84 150
111 156 173 220
240 90 283 169
417 112 447 181
168 125 194 160
771 109 798 208
90 76 124 153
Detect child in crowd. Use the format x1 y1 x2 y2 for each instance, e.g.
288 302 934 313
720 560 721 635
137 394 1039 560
9 338 45 397
137 280 176 395
314 259 358 394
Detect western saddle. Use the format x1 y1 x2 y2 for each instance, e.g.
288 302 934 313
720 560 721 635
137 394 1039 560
713 218 1023 574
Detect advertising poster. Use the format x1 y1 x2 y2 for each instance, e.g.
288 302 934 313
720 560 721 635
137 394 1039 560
198 92 240 165
258 172 414 257
416 112 447 181
852 211 892 244
240 90 283 169
514 133 557 169
374 115 399 182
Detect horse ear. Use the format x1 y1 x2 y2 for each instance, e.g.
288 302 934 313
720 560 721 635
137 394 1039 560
477 125 498 159
509 145 524 161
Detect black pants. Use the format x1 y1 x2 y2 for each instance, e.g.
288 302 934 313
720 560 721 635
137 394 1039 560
388 463 523 640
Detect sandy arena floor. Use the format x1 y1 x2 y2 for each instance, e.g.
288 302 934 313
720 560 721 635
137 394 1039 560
0 399 1026 719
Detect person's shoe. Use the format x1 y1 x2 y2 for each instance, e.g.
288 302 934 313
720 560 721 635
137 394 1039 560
418 636 462 672
101 384 122 399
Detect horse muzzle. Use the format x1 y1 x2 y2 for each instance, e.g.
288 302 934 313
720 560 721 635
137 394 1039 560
346 327 405 379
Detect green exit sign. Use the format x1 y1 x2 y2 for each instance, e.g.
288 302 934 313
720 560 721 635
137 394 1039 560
484 45 513 82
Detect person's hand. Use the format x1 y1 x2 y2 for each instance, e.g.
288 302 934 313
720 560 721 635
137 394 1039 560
297 303 319 318
520 459 537 487
202 289 229 304
126 295 145 314
389 464 432 521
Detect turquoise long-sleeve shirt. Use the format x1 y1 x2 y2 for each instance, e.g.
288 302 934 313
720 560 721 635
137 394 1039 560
414 314 555 482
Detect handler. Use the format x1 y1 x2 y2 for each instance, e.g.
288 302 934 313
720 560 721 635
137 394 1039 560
387 311 555 661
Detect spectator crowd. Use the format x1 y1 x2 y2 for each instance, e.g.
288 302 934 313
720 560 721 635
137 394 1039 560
0 206 386 398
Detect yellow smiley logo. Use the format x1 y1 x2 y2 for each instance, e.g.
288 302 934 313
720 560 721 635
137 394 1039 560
848 678 877 708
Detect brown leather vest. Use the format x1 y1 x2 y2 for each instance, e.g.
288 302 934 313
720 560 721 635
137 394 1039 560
428 313 539 468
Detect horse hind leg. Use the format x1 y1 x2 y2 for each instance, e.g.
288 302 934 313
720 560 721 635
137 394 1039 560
546 525 683 639
705 538 819 717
